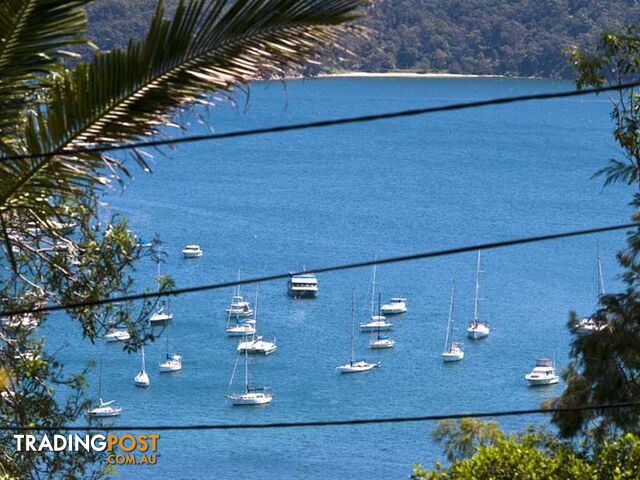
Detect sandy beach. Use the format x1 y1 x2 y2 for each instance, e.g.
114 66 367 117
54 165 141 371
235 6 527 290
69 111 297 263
317 71 507 79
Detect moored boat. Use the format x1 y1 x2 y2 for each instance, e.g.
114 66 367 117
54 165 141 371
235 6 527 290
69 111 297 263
380 297 407 315
182 244 203 258
287 272 318 298
442 281 464 362
525 357 559 386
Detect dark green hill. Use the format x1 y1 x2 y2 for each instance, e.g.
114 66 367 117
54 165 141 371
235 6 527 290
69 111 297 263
87 0 640 78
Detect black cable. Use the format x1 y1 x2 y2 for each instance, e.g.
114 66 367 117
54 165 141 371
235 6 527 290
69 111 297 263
1 221 636 317
4 400 640 432
1 81 638 162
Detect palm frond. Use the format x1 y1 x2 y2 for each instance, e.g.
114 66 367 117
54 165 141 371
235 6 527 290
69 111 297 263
0 0 364 218
0 0 90 152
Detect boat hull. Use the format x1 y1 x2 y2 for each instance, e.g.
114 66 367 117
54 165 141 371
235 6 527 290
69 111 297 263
467 324 489 339
337 362 379 373
288 289 318 299
225 309 254 318
380 307 407 315
360 324 393 332
159 363 182 372
226 327 256 337
88 407 122 417
442 352 464 362
369 339 395 349
525 375 559 386
227 393 273 405
149 313 173 326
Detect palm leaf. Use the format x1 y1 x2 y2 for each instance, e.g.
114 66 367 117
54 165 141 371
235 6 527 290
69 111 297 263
0 0 90 152
0 0 364 220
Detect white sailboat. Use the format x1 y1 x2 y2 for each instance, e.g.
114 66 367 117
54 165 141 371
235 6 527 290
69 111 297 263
149 252 173 326
226 284 258 337
360 263 393 332
575 243 606 334
337 290 380 373
88 355 122 417
467 251 490 339
134 346 150 387
369 293 395 349
442 280 464 362
158 327 182 372
237 285 277 355
226 343 273 406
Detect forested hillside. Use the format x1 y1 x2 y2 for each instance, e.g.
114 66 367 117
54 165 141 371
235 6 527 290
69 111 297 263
87 0 640 78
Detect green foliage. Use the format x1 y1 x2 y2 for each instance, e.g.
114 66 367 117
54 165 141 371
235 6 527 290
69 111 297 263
547 28 640 443
414 422 640 480
0 0 363 477
432 418 504 463
85 0 640 78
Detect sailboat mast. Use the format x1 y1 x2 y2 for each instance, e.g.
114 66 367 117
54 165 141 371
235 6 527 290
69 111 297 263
597 242 605 297
473 251 481 322
377 293 382 340
254 284 260 322
370 262 377 318
444 280 456 350
244 340 249 393
141 345 146 372
350 289 356 364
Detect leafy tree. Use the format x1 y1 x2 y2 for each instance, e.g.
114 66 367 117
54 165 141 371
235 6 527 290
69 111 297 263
0 0 364 477
413 422 640 480
546 28 640 443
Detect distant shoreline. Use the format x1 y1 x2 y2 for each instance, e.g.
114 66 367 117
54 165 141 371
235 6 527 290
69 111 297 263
315 71 541 80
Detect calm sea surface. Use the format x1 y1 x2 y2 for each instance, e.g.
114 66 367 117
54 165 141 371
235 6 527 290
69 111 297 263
45 77 631 478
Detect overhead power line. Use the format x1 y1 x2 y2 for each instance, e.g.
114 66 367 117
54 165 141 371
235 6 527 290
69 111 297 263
4 400 640 432
1 81 639 163
2 221 636 317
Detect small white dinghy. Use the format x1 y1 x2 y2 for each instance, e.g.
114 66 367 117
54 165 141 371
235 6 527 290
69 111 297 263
442 281 464 362
525 357 559 386
134 346 150 387
337 289 380 373
182 244 203 258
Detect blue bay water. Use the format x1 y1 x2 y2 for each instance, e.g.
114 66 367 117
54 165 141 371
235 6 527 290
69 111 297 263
46 77 630 478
